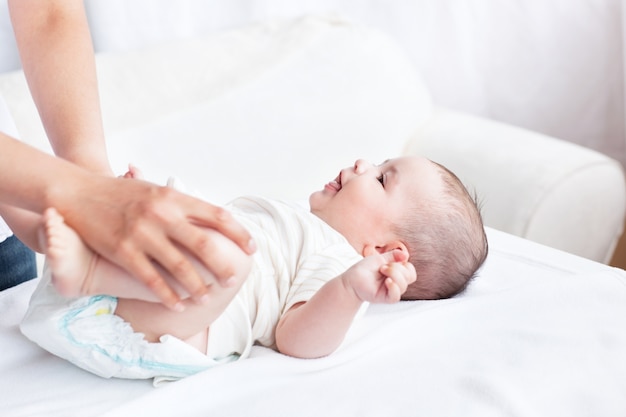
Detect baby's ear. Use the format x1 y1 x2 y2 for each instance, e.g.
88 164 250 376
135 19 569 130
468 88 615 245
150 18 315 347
362 244 379 257
362 241 409 258
381 240 408 256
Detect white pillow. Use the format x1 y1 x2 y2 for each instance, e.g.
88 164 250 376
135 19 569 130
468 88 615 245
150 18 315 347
0 15 432 203
100 15 432 203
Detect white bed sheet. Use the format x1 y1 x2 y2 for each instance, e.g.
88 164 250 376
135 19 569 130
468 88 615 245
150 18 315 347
1 227 625 417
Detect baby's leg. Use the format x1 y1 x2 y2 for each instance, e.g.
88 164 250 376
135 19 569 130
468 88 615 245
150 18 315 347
42 207 250 299
114 239 252 349
114 281 244 351
42 207 252 348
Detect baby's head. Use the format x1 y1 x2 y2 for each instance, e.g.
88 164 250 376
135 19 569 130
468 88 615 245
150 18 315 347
395 161 488 300
309 156 488 300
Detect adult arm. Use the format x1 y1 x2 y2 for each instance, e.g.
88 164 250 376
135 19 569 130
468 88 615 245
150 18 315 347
275 250 415 358
0 133 254 310
8 0 111 174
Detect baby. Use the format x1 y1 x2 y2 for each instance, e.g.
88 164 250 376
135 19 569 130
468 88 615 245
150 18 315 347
21 156 488 384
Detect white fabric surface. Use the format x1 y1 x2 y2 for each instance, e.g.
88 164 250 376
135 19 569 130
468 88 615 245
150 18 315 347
2 228 625 417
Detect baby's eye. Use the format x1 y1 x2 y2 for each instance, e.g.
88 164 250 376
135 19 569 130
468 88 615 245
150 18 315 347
377 174 385 187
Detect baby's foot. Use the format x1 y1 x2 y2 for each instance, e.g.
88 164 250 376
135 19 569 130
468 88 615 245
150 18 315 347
41 208 98 297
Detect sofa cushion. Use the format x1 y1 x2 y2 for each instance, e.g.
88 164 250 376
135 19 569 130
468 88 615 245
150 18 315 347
406 108 626 263
0 15 432 204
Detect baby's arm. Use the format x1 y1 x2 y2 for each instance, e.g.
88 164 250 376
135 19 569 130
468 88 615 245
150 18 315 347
274 249 416 359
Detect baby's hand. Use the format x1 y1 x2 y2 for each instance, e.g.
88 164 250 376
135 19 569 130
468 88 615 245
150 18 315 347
343 249 416 304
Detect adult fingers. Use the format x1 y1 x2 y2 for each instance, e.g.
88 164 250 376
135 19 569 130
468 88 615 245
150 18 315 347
166 219 239 289
113 242 184 311
184 196 255 255
145 235 213 304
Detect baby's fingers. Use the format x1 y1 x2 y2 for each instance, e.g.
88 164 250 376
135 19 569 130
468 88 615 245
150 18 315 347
380 249 409 264
384 277 402 302
403 262 417 285
380 264 412 301
381 262 416 287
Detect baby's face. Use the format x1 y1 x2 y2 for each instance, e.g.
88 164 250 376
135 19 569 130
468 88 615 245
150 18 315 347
309 156 443 252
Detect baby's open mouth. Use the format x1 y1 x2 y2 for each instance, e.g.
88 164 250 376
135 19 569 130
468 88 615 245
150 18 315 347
325 173 342 192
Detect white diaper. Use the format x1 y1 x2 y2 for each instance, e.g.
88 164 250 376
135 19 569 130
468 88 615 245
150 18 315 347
20 264 237 386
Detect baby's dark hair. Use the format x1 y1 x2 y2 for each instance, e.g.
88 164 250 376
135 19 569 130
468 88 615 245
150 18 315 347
395 160 488 300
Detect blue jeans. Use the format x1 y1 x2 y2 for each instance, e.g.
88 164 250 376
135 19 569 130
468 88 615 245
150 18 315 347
0 235 37 291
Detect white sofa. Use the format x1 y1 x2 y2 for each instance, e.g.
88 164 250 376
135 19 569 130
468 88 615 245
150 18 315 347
3 2 622 169
1 15 626 417
1 14 624 264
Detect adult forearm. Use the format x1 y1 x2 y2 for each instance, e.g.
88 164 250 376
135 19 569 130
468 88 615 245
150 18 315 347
0 133 87 251
8 0 111 173
0 132 90 214
275 276 363 359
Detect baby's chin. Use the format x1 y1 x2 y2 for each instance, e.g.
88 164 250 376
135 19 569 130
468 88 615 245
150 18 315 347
308 191 320 210
308 190 327 215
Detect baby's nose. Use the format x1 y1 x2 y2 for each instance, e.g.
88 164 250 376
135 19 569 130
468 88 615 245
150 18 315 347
353 159 372 174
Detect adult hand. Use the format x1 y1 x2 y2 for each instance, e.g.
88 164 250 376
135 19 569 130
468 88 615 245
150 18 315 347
55 173 255 311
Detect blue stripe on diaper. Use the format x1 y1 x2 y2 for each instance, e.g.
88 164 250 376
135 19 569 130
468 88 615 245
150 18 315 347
59 295 209 376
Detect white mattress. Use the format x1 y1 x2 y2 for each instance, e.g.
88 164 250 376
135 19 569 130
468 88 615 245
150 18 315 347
2 227 625 417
